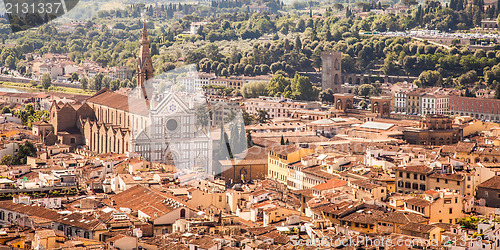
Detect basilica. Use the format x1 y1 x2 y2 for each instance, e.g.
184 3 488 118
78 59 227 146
41 23 214 174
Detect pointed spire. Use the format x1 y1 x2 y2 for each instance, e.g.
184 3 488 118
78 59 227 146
142 21 149 43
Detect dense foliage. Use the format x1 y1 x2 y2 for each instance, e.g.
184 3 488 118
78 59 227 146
0 0 497 98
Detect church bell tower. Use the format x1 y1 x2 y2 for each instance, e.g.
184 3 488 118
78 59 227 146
137 21 154 100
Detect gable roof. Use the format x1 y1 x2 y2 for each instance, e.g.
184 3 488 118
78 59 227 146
395 165 433 174
86 88 149 116
312 178 347 190
405 198 432 207
478 175 500 190
108 185 197 219
0 201 102 230
400 222 439 233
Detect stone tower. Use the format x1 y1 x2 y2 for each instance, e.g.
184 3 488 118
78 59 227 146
321 51 342 93
137 22 154 100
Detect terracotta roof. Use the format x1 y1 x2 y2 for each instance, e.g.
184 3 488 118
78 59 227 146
313 178 347 190
32 121 51 126
400 222 438 233
86 88 149 116
0 201 101 230
259 230 289 245
478 176 500 190
405 198 431 207
269 144 300 156
312 201 359 216
106 234 129 242
340 208 384 224
395 165 432 174
251 137 278 148
301 165 335 180
351 180 383 190
189 237 219 249
379 211 428 224
428 173 464 181
250 189 270 197
456 142 476 153
292 189 314 198
246 226 276 236
477 147 500 156
424 190 439 195
107 185 196 219
441 145 457 154
236 146 268 160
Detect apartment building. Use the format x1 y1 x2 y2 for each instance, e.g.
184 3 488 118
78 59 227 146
449 95 500 122
404 190 464 224
267 145 315 185
245 97 321 119
393 91 407 113
395 165 432 193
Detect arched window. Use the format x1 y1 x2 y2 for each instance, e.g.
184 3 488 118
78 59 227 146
180 208 186 219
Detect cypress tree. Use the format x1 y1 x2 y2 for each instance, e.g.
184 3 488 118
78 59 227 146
247 131 254 148
495 83 500 99
229 124 239 156
238 122 246 153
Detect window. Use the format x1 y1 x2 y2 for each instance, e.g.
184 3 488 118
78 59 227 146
445 179 448 184
406 173 410 178
437 178 439 183
449 208 453 214
414 174 417 180
399 172 403 178
420 175 425 181
180 208 186 219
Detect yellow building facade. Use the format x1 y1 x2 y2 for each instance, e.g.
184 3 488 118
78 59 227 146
267 145 315 184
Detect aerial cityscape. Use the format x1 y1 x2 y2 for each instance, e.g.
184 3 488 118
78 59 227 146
0 0 499 249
